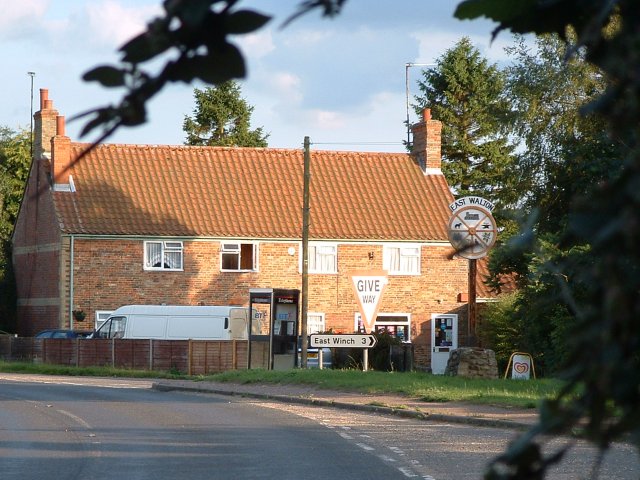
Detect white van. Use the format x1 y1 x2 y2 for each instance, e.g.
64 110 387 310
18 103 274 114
91 305 249 340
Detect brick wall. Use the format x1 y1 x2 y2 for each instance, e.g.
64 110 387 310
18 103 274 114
12 160 63 336
66 237 469 369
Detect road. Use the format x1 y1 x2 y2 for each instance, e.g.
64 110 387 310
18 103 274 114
0 375 638 479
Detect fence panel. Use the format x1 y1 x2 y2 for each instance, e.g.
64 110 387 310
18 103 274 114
0 337 249 374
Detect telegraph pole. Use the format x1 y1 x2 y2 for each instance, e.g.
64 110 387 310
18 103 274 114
301 136 311 367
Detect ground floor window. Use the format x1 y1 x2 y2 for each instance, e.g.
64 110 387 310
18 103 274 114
354 313 411 342
306 313 325 335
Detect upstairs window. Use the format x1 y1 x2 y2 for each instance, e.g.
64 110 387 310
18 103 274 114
221 242 257 271
144 241 183 271
309 243 337 273
383 244 420 275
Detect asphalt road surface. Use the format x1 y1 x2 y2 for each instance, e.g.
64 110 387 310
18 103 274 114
1 375 638 479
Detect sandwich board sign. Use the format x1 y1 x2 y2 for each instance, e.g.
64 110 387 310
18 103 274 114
510 353 533 380
350 270 388 332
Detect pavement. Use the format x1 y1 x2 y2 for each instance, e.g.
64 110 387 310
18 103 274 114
152 379 540 430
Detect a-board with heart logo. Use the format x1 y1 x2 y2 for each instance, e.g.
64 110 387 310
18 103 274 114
511 354 532 380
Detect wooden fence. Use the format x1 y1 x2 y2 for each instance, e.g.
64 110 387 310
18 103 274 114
0 336 248 375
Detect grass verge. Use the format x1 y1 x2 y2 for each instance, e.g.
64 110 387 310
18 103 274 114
0 361 561 409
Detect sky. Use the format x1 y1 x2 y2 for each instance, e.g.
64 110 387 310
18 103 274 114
1 0 516 153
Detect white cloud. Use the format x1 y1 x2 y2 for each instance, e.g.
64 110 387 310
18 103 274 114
310 109 346 130
411 30 514 65
238 29 276 60
0 0 48 40
84 1 159 49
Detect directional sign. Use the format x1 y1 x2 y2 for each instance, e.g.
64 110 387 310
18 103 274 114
310 334 377 349
350 270 388 332
447 197 497 260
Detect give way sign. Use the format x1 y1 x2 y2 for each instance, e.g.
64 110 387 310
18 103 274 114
350 270 388 332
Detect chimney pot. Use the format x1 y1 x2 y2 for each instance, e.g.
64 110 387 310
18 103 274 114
44 99 53 110
423 108 431 121
40 89 49 110
56 116 65 137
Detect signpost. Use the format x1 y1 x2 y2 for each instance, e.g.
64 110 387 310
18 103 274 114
350 270 388 332
447 196 497 346
349 270 388 371
447 196 497 260
310 334 377 349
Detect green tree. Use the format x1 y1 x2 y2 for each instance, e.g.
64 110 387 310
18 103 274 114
505 34 616 234
457 1 640 478
483 33 622 378
0 127 31 331
183 81 268 147
413 37 517 210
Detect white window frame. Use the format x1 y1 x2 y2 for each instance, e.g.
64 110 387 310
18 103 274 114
354 312 411 342
221 242 258 272
308 242 337 274
306 312 326 335
144 241 183 271
383 243 421 275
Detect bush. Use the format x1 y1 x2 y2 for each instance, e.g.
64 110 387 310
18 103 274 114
331 331 403 371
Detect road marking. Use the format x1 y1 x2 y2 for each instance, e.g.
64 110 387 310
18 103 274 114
338 432 353 440
356 442 375 451
389 446 406 456
56 409 92 429
378 454 397 462
398 466 419 477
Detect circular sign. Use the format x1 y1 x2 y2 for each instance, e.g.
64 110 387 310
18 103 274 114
447 205 497 259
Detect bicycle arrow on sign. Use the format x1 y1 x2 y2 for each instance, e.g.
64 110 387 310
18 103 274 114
309 334 377 349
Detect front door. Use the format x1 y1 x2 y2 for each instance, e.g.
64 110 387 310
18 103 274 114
431 314 458 374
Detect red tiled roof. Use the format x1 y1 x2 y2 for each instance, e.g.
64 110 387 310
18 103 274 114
53 143 455 241
476 256 518 299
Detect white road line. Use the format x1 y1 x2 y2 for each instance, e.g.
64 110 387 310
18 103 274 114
356 443 375 451
389 446 406 456
338 432 353 440
56 409 92 429
378 454 397 462
398 466 419 477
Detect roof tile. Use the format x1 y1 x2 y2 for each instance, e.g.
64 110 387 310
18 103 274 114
53 143 455 241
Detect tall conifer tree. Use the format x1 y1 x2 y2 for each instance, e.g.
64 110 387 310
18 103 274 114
183 81 268 147
414 37 516 209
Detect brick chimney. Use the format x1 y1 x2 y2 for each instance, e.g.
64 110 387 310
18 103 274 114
52 115 72 188
33 89 58 162
411 108 442 174
33 89 73 190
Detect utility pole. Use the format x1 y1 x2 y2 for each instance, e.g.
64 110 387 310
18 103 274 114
28 71 35 159
301 136 311 368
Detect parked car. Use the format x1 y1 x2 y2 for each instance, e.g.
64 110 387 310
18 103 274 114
34 329 91 339
298 338 332 369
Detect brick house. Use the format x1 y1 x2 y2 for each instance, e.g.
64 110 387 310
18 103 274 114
12 89 475 370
